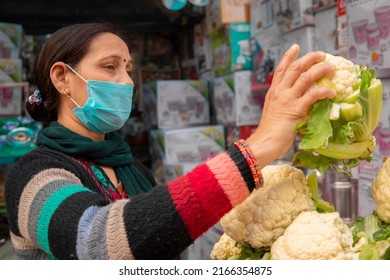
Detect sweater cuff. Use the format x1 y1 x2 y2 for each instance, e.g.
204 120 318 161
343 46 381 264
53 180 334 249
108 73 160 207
226 145 255 193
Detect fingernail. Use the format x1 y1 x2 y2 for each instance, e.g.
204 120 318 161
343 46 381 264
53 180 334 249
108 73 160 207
290 44 299 51
318 51 325 57
329 63 337 70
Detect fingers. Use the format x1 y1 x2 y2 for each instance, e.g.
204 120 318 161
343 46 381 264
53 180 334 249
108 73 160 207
298 86 337 115
271 44 300 86
280 51 328 88
292 62 336 97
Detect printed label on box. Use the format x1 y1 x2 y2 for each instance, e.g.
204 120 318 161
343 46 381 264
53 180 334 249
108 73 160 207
347 0 390 70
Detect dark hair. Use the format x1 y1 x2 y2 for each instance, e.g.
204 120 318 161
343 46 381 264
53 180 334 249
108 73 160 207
26 22 129 127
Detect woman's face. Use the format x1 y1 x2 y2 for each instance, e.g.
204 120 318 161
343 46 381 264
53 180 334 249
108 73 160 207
67 32 134 107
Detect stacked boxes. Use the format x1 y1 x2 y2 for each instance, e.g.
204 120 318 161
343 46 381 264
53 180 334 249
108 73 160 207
0 22 24 118
0 58 23 117
149 126 225 183
0 22 23 59
210 23 252 77
142 80 210 130
274 0 314 33
347 0 390 69
213 71 262 126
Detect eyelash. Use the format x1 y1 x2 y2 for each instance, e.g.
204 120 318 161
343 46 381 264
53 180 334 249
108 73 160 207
103 64 133 78
104 64 116 71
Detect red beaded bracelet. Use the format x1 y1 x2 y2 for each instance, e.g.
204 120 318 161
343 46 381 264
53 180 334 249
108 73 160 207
234 139 264 189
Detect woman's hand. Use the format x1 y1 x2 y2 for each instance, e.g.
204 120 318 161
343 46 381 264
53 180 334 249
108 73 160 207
247 44 336 167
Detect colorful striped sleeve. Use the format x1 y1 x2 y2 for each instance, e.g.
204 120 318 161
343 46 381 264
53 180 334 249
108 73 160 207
6 145 254 259
167 145 254 241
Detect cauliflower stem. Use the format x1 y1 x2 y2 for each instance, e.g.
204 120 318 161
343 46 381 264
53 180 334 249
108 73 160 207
293 55 382 175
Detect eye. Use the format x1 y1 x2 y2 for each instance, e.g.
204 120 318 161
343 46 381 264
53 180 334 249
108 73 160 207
104 64 116 70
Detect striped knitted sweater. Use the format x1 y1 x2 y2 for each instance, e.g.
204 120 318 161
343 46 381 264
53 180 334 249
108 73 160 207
5 145 255 260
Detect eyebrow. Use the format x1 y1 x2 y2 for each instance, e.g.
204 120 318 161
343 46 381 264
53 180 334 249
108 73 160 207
103 55 133 67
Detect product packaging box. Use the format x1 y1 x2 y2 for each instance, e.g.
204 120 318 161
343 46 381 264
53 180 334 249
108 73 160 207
229 23 252 71
250 32 282 107
274 0 314 33
141 82 158 130
210 26 232 77
193 23 213 77
210 23 252 77
376 78 390 157
149 126 225 182
0 59 23 117
220 0 250 23
357 145 384 216
347 0 390 69
213 71 262 126
251 0 283 37
282 25 316 55
153 80 210 130
224 124 257 147
0 22 23 59
314 5 338 55
250 0 263 36
205 0 224 34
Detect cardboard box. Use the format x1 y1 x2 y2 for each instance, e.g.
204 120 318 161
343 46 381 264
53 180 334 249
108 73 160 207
0 22 23 59
205 0 224 34
250 32 282 107
221 0 250 23
141 82 158 130
213 71 262 126
314 5 338 55
164 125 225 164
282 25 316 55
149 126 226 182
274 0 314 33
193 23 213 76
377 78 390 156
155 80 210 129
229 23 252 71
210 23 252 77
0 59 23 117
347 0 390 70
210 26 232 77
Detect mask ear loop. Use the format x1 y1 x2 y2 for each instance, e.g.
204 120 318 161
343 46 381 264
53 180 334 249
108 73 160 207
63 90 81 107
64 64 86 108
65 64 88 83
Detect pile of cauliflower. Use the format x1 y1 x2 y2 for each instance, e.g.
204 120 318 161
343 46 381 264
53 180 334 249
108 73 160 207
210 159 390 260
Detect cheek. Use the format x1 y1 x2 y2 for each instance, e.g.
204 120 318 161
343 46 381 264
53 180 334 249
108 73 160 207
71 80 89 106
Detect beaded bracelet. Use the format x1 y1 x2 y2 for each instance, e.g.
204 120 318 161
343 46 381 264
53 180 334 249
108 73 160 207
234 139 264 189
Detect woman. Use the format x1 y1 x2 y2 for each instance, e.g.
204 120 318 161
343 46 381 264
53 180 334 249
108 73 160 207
5 22 336 260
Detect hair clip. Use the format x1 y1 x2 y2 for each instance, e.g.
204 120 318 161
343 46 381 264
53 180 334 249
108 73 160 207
28 89 42 105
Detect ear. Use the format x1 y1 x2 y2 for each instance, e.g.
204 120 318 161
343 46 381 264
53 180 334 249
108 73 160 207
50 62 69 94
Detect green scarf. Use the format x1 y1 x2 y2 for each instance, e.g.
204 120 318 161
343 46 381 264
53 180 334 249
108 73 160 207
37 121 154 196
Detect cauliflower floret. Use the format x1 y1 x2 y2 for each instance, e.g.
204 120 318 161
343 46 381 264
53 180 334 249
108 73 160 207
220 164 315 248
271 211 354 260
210 233 242 260
371 158 390 222
319 53 361 99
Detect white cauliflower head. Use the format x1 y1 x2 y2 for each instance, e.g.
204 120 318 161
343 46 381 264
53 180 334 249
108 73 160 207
317 53 361 100
220 164 315 248
210 233 242 260
371 158 390 223
271 211 354 260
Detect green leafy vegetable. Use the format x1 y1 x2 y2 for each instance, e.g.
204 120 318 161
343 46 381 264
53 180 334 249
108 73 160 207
348 211 390 260
293 59 382 174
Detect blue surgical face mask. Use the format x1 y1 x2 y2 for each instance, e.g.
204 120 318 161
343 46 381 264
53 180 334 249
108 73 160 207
65 64 134 134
